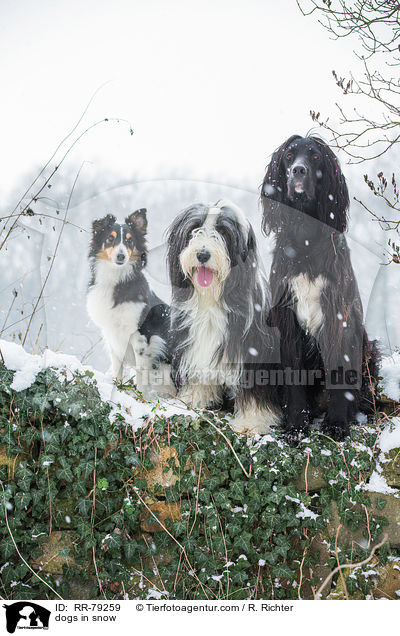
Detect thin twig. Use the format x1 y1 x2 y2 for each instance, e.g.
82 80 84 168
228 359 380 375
174 397 251 478
188 459 202 537
1 115 132 252
304 452 310 494
316 533 388 598
335 524 349 600
131 487 211 599
0 479 63 599
92 546 106 599
91 448 97 531
22 162 85 345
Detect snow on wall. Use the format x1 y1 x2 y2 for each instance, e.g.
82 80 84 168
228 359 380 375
0 339 194 432
381 353 400 402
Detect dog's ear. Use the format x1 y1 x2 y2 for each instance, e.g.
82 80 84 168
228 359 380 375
92 213 116 235
247 225 256 253
125 209 147 235
313 138 349 233
261 135 301 235
240 224 257 262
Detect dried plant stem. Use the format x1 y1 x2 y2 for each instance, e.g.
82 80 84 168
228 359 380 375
316 533 388 599
0 479 63 600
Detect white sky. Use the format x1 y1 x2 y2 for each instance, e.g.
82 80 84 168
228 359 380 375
0 0 358 198
1 1 399 355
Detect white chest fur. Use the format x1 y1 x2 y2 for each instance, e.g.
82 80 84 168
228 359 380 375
86 261 145 360
178 293 229 383
290 273 326 336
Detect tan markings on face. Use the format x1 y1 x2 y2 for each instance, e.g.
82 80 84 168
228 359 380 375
126 233 131 239
128 247 140 262
98 245 117 261
110 231 117 239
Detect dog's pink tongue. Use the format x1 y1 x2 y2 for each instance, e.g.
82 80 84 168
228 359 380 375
197 267 213 287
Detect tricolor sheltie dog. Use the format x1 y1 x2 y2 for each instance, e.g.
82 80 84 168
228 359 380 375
167 199 281 434
87 210 172 398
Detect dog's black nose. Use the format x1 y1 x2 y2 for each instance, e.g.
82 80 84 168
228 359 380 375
116 252 126 263
197 249 211 264
292 164 307 176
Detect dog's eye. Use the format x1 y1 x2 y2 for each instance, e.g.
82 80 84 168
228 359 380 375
106 235 115 244
312 154 320 161
286 153 293 161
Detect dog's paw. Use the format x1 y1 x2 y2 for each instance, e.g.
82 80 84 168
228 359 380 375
320 418 350 441
284 428 305 448
177 385 216 409
131 333 148 357
284 410 310 439
230 408 280 436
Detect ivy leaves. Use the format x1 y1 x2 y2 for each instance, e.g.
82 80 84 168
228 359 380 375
0 362 389 600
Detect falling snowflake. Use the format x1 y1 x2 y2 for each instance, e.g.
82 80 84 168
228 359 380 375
263 184 275 196
284 246 296 258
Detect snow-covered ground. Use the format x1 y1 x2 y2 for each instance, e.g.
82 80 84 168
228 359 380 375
364 418 400 496
0 338 196 432
381 352 400 403
2 336 400 428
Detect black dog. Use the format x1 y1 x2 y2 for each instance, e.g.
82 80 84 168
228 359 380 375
261 135 379 441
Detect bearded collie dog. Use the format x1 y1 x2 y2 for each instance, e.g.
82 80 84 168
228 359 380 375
166 199 281 434
86 210 172 398
261 135 379 441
